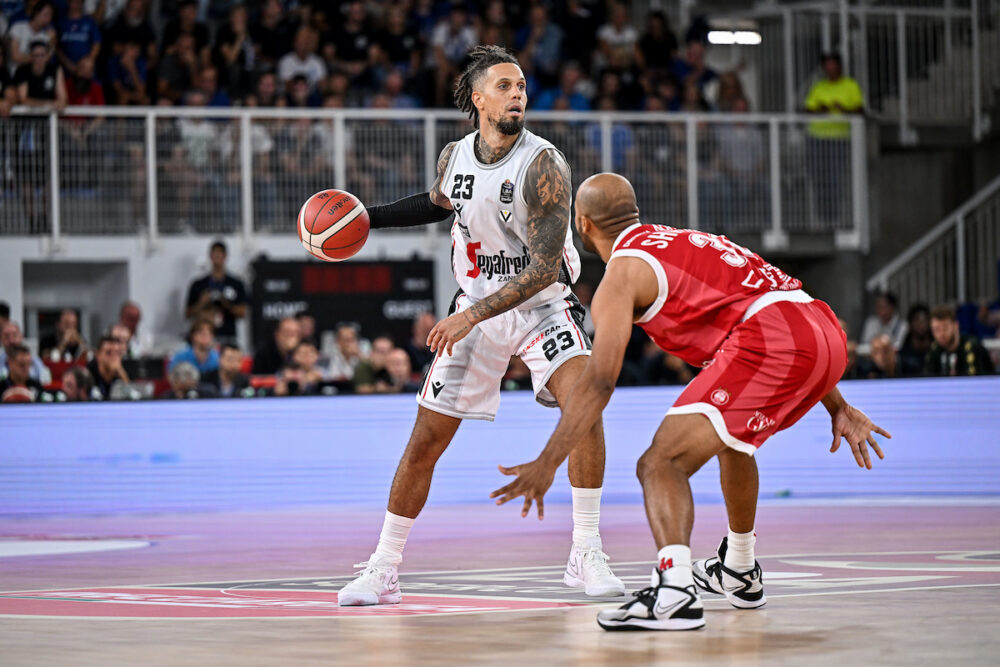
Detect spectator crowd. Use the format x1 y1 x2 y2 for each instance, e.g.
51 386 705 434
1 244 998 404
2 0 747 115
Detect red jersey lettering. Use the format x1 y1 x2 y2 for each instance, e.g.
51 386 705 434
612 224 802 366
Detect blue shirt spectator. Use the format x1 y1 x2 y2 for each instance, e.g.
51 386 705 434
169 346 220 375
57 0 100 67
169 319 220 375
534 87 590 112
106 41 148 104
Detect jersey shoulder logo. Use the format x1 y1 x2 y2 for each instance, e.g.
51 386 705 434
499 179 514 204
499 210 512 224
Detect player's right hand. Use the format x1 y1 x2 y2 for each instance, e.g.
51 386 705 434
829 403 891 469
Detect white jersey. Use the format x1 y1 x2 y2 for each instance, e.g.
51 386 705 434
443 129 581 310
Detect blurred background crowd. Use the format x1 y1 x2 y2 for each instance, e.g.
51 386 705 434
1 239 997 403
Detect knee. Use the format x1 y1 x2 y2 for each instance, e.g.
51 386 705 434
636 442 698 483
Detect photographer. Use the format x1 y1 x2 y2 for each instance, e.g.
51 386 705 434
185 240 248 345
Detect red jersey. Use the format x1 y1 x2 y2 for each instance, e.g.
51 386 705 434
610 223 807 366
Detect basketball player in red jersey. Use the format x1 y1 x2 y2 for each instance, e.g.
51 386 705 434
492 173 891 630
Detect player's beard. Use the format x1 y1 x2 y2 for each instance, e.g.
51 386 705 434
490 111 524 136
580 233 597 254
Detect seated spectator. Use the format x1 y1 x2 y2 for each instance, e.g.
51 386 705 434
378 69 418 109
161 361 216 399
169 319 219 375
534 61 590 111
857 333 899 379
65 55 105 105
295 310 317 344
376 4 421 76
86 334 129 400
250 0 295 68
431 2 477 106
323 1 372 81
156 32 199 104
160 0 209 65
213 3 255 100
284 73 320 108
7 1 56 71
671 40 717 93
641 343 695 386
275 340 325 396
101 0 157 73
202 342 251 398
327 322 363 382
861 291 907 348
56 0 100 80
106 39 149 105
194 65 231 107
354 335 394 394
636 10 678 74
278 26 326 93
252 316 301 375
405 312 436 377
1 51 16 115
385 348 421 393
14 41 67 110
515 4 563 90
714 71 746 112
899 304 932 376
245 70 284 108
0 321 52 384
116 300 151 359
925 305 993 376
60 365 94 402
596 2 639 71
185 240 248 344
0 344 44 403
39 308 87 362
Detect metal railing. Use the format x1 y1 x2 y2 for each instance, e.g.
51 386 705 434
1 107 868 250
729 0 1000 144
867 173 1000 306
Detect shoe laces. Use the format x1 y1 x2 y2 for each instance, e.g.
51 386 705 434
580 545 614 576
352 559 393 579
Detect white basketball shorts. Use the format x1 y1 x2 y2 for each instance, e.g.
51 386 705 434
416 291 592 421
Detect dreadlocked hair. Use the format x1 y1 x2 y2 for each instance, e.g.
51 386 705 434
454 45 521 127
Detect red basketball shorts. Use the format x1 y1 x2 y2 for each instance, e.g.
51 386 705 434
667 298 847 455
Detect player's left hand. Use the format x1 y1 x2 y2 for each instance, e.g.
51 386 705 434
490 460 557 520
426 311 476 356
829 403 891 469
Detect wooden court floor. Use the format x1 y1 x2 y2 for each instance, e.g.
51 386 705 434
1 502 998 666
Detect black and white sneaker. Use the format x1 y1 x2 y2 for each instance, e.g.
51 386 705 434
597 568 705 631
692 537 766 609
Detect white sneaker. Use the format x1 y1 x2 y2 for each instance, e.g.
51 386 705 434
336 554 402 606
564 537 626 597
597 568 705 631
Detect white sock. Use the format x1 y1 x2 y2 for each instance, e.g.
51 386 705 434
372 511 414 565
725 529 756 571
571 486 602 547
657 545 694 588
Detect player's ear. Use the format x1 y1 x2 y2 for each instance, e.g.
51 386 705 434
471 89 485 113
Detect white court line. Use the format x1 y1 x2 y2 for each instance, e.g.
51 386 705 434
2 549 995 595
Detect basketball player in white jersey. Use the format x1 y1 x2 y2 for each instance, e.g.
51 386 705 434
336 46 625 605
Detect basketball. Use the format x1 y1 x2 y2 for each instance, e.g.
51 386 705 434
297 189 370 262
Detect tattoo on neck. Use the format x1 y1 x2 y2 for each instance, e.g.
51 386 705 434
475 135 515 164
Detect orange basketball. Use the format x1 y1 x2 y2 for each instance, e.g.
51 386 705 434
297 189 370 262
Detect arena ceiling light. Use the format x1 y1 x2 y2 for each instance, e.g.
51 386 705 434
707 30 762 45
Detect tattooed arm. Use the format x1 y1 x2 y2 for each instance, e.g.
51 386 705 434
426 148 572 355
428 142 458 210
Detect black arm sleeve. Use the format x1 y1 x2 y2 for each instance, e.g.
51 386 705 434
366 193 453 230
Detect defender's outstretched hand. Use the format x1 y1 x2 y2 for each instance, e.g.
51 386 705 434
490 460 557 520
829 403 891 469
427 311 476 356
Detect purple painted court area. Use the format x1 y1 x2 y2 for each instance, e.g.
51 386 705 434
2 377 999 516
